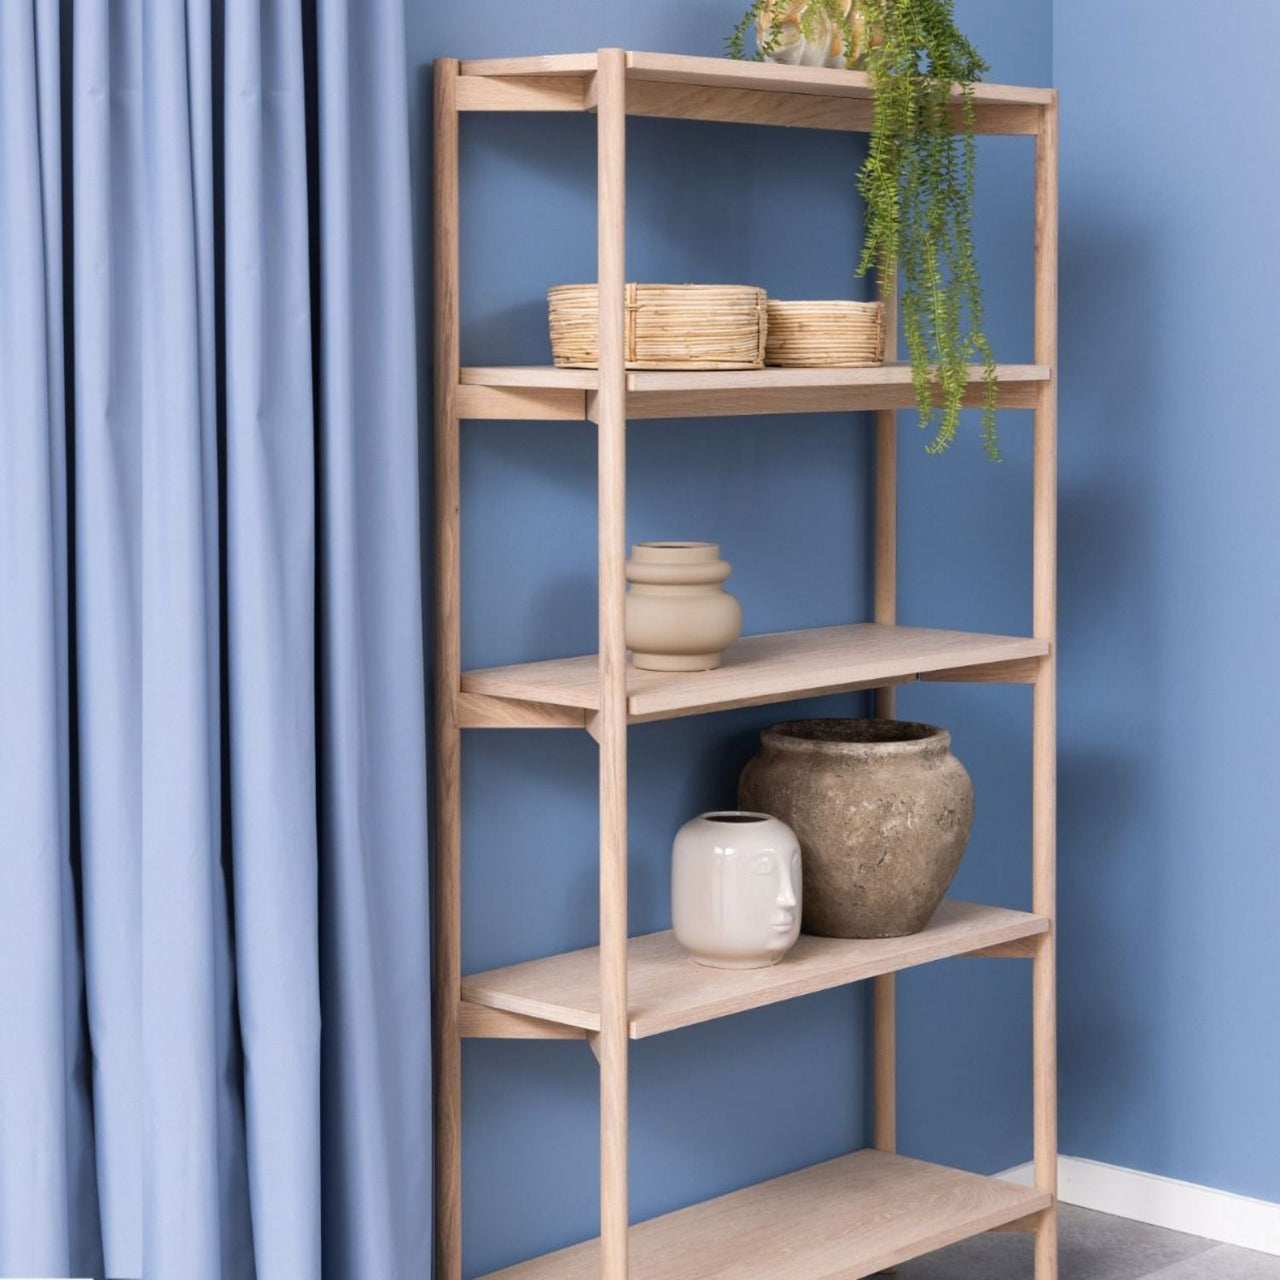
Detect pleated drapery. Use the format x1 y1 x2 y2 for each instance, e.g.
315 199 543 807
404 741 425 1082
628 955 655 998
0 3 430 1277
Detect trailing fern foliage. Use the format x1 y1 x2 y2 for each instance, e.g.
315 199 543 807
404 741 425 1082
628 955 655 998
729 0 1000 458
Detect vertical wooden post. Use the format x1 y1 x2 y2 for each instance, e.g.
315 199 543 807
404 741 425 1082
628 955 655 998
595 47 630 1280
432 57 464 1280
1032 93 1060 1280
872 273 899 1154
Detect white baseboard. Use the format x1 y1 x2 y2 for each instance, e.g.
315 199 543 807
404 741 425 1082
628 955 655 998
996 1156 1280 1257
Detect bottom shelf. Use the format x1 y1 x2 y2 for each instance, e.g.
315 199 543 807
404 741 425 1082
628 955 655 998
483 1149 1051 1279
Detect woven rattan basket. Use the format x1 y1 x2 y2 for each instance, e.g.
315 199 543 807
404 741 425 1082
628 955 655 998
764 299 885 368
548 283 767 370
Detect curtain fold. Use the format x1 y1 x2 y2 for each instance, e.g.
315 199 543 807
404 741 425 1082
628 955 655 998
222 1 321 1277
0 2 103 1273
142 3 254 1275
312 3 430 1273
72 0 143 1271
0 2 429 1276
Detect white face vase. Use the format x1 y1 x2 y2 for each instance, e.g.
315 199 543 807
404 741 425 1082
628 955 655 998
672 812 802 969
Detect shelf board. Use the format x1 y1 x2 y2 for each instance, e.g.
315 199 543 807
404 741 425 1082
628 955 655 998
622 51 1053 106
463 899 1048 1039
480 1148 1052 1278
461 623 1049 724
456 51 1053 136
457 362 1050 420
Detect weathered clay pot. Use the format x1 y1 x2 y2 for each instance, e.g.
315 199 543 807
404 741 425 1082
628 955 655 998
738 719 973 939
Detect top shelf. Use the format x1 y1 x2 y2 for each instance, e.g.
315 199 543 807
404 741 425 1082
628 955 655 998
454 50 1055 136
458 363 1049 421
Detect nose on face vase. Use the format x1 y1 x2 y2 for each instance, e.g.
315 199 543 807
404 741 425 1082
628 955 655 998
672 811 802 969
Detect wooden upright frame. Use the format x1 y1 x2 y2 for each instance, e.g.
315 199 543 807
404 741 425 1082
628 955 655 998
434 48 1058 1280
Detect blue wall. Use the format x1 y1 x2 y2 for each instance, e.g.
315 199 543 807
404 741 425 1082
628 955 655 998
1054 2 1280 1203
407 4 1052 1273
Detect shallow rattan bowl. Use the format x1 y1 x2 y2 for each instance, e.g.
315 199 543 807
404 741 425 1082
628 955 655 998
548 283 768 370
765 299 885 368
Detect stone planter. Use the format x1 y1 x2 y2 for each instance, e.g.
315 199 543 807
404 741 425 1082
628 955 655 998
738 719 973 939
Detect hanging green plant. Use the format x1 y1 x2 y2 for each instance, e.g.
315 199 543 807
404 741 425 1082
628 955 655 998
728 0 1000 459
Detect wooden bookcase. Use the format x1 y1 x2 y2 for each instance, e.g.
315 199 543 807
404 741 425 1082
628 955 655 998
434 49 1059 1280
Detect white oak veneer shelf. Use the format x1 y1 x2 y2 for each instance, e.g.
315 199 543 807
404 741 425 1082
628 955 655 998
458 50 1054 103
456 362 1050 420
455 52 1053 136
463 899 1048 1038
461 623 1049 722
458 364 1051 389
480 1149 1053 1279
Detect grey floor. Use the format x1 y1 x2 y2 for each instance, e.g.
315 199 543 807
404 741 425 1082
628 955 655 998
894 1205 1280 1279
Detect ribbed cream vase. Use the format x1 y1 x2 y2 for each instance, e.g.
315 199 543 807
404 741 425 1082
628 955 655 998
624 541 743 672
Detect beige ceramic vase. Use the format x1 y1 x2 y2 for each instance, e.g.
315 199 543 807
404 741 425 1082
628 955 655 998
625 542 743 671
739 719 974 939
672 812 801 969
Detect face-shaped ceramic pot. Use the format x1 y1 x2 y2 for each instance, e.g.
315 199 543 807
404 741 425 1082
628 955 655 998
672 812 802 969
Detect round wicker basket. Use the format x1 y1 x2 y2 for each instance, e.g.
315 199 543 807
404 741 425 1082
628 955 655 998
548 283 768 370
765 299 885 368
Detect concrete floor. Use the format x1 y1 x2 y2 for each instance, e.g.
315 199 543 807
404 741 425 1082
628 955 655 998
895 1206 1280 1278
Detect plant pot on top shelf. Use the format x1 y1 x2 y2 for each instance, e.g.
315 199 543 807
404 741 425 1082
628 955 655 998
748 0 880 69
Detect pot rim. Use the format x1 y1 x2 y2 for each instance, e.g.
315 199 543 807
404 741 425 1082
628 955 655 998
758 718 951 757
696 809 776 824
630 540 721 561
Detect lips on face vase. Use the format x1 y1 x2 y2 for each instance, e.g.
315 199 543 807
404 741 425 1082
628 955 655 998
672 811 802 969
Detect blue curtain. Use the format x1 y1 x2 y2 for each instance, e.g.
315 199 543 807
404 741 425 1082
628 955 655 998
0 2 430 1277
